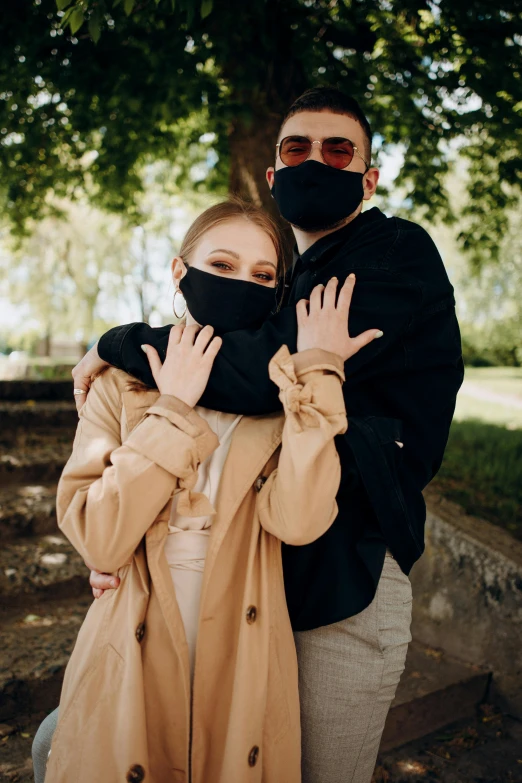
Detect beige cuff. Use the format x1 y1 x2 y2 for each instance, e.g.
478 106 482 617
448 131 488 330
269 345 345 388
153 394 194 417
291 348 345 382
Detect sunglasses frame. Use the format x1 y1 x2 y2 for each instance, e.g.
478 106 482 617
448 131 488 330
276 135 371 171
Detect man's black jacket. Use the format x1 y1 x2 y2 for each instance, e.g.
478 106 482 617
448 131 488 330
98 207 464 631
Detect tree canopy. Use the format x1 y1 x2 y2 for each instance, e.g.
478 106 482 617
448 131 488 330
1 0 521 264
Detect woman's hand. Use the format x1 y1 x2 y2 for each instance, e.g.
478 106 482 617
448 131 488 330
296 275 383 361
142 324 222 408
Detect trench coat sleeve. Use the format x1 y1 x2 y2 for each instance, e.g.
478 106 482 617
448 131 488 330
57 371 219 573
257 346 347 546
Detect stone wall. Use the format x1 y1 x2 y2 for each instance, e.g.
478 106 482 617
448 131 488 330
411 490 522 717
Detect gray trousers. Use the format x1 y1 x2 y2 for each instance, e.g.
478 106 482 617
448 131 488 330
32 553 411 783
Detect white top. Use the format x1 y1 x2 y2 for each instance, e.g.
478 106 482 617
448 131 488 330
163 406 242 677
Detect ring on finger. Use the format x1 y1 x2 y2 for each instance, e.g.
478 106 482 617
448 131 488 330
73 388 87 396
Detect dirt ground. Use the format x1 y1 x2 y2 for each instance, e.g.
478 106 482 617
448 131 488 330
373 705 522 783
1 705 521 782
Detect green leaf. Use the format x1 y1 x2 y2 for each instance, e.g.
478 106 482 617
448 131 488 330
123 0 135 15
69 7 85 34
56 0 73 10
88 11 102 43
201 0 212 18
59 6 75 26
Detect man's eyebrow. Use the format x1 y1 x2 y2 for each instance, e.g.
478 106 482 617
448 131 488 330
208 248 240 259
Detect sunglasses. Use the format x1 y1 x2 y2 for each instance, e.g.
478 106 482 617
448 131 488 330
276 135 370 171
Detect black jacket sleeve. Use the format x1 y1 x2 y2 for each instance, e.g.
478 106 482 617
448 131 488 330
97 268 422 415
98 307 297 414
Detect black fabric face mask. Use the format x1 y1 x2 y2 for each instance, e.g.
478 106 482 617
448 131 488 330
179 266 277 335
272 159 365 232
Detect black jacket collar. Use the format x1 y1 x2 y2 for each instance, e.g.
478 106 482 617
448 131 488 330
298 207 385 268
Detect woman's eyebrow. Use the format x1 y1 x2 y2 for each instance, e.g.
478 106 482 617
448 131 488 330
256 261 277 270
208 248 240 259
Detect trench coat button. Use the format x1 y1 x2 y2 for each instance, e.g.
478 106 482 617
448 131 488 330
127 764 146 782
246 605 257 624
135 622 146 643
248 745 260 767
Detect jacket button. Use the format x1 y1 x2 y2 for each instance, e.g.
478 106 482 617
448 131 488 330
248 745 260 767
135 623 146 643
246 605 257 624
127 764 145 782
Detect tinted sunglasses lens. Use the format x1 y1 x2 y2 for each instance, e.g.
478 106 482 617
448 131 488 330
279 137 311 167
322 138 355 169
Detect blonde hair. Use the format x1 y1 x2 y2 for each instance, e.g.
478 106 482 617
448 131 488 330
126 198 287 393
179 196 287 279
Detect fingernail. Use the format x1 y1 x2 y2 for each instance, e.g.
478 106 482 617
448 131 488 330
348 273 356 279
375 330 384 338
110 579 118 587
140 345 148 354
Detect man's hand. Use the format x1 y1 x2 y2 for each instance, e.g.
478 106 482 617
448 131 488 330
87 565 120 599
71 342 109 411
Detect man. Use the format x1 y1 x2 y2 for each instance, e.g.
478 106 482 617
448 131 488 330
33 87 463 783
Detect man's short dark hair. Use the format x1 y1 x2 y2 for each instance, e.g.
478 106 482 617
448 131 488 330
281 87 373 161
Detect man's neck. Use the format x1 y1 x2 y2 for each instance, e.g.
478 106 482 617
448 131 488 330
293 205 363 255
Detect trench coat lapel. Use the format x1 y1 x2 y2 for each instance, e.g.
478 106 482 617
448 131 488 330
204 413 284 578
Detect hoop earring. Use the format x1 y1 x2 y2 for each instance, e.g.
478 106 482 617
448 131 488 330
173 289 187 320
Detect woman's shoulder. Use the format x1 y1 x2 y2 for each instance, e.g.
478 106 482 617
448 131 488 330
86 368 151 417
91 366 136 395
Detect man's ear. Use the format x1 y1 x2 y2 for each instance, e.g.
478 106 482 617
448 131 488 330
363 168 379 201
266 166 275 191
171 257 187 286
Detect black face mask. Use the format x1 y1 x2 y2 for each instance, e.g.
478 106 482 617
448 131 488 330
179 266 277 335
272 159 364 232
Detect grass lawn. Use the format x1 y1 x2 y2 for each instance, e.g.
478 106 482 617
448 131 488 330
455 366 522 429
430 366 522 540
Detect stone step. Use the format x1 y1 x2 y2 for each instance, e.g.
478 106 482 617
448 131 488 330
0 401 77 444
0 483 58 539
0 380 73 402
382 640 491 750
0 596 91 722
0 534 88 603
0 441 72 487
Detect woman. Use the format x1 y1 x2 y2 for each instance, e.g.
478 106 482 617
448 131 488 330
43 199 379 783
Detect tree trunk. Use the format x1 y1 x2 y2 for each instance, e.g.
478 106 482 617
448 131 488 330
215 0 308 268
228 109 282 219
42 330 51 358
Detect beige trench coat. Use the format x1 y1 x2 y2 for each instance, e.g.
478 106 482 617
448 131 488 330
47 346 347 783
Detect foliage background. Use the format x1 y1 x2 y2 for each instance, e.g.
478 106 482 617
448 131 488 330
0 0 520 364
